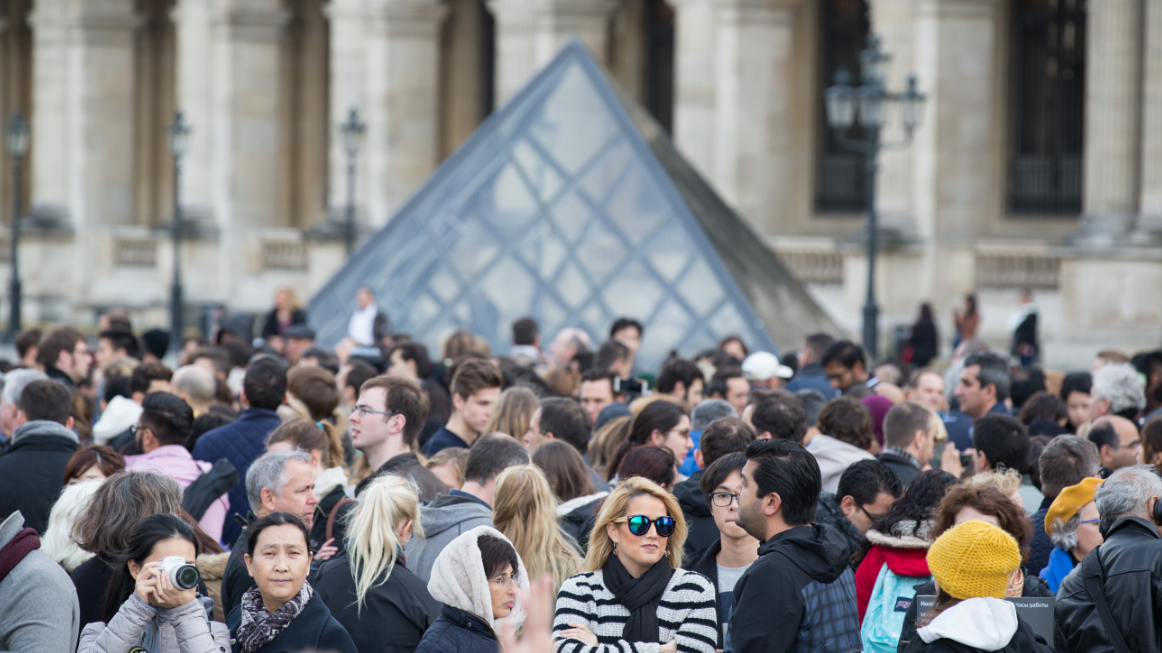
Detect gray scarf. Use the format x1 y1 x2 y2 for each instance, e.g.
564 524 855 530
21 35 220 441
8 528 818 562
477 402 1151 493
236 582 313 653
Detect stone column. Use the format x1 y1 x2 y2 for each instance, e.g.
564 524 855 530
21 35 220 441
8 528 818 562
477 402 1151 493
325 0 367 227
1076 0 1144 245
489 0 618 104
671 0 718 180
1134 0 1162 239
363 0 447 226
28 0 138 228
209 0 286 229
174 0 214 223
710 0 803 230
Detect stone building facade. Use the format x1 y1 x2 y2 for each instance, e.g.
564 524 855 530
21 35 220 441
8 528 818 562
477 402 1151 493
0 0 1158 368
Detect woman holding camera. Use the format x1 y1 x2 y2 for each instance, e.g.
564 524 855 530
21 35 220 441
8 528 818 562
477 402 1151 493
78 513 228 653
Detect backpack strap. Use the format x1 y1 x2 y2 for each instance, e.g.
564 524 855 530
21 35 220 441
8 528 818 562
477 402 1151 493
1081 546 1133 653
326 498 357 542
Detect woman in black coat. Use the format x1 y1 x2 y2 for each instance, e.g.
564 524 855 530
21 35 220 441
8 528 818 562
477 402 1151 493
907 303 939 368
225 513 356 653
314 476 442 653
260 287 307 352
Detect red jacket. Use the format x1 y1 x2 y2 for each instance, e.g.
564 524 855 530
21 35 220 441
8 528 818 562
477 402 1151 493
855 540 931 623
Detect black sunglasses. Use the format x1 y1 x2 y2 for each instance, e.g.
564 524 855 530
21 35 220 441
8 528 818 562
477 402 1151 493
615 515 676 538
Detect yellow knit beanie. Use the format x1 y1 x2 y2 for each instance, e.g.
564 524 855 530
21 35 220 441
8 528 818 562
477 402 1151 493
927 520 1021 600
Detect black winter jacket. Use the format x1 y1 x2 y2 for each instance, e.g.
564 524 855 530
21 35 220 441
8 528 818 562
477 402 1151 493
314 551 442 653
0 422 78 534
674 469 718 562
688 540 725 648
413 606 499 653
814 492 866 569
310 486 350 557
731 524 861 653
897 570 1053 652
1055 516 1162 653
1026 496 1056 583
355 452 448 501
226 590 356 653
899 614 1051 653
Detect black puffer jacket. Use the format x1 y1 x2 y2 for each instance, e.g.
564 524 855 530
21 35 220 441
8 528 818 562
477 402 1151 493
899 609 1051 653
897 569 1052 652
314 551 442 653
674 469 717 562
0 421 78 534
1055 517 1162 653
356 452 447 501
413 606 498 653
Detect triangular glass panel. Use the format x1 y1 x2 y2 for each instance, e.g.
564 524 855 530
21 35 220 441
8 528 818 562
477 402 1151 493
309 41 839 369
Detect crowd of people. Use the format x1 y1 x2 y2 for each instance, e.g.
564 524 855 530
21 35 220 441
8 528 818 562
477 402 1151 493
4 290 1162 653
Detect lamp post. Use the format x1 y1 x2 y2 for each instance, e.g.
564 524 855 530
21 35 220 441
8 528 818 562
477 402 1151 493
167 111 190 352
824 36 925 359
340 108 365 256
5 112 29 343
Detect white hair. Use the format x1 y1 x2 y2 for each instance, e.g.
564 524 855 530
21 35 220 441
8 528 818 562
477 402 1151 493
1048 513 1081 552
1095 465 1162 533
246 450 313 509
1092 363 1146 414
41 480 100 572
1 368 49 409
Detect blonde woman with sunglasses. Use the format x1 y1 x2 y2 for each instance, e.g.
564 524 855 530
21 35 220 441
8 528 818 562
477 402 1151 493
552 477 717 653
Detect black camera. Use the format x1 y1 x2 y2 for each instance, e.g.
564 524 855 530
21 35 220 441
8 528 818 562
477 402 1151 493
613 378 648 399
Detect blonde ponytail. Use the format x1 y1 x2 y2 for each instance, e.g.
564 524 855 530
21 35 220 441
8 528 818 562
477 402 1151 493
345 475 423 613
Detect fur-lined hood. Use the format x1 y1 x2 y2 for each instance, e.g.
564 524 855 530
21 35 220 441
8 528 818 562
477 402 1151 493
427 526 530 632
865 519 934 549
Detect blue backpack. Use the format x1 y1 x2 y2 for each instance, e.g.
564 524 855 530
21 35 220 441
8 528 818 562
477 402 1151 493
860 564 930 653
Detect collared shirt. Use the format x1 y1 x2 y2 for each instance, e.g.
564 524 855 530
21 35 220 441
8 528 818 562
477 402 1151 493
347 303 379 345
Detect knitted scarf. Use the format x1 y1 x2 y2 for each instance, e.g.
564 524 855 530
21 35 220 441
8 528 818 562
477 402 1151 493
0 528 39 584
236 582 313 653
601 555 674 643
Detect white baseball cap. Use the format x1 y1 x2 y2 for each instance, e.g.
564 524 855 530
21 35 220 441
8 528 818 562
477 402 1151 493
742 352 794 382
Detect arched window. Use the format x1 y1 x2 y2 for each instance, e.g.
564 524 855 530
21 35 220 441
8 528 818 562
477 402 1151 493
1008 0 1085 214
815 0 870 213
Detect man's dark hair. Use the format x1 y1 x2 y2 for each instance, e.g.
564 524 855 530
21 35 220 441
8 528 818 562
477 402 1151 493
1039 435 1100 498
390 342 433 379
301 347 340 374
609 318 643 339
99 330 140 361
972 413 1030 474
450 359 504 401
242 358 289 411
804 333 835 364
817 396 875 450
1087 421 1120 457
219 340 252 369
539 397 592 455
699 417 755 468
1010 366 1047 409
20 379 73 424
700 451 748 504
580 368 617 394
750 389 807 444
345 361 379 392
37 326 85 368
706 367 744 400
359 376 430 450
512 318 539 346
104 376 132 403
464 433 530 485
964 352 1011 402
1060 372 1093 400
745 438 821 526
477 533 520 579
192 348 232 378
821 340 866 371
140 392 195 448
15 329 42 360
130 362 173 396
595 340 630 372
656 358 704 395
836 459 903 506
883 401 933 449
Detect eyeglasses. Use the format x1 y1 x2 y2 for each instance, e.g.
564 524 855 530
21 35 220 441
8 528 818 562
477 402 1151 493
488 574 520 589
857 504 885 524
129 424 147 438
352 406 394 419
710 492 740 508
1080 518 1100 525
614 515 676 538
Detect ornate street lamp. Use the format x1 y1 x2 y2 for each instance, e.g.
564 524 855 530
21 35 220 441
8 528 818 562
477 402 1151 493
5 112 29 342
340 108 365 256
824 36 926 359
168 111 191 352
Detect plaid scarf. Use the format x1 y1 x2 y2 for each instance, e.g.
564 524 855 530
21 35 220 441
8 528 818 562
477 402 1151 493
236 582 313 653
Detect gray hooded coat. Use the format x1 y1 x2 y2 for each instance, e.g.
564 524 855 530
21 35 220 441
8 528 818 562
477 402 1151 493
404 492 493 582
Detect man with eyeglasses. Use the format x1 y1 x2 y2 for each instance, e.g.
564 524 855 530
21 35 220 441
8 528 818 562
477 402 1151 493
351 375 447 501
814 459 901 563
688 452 759 652
36 326 91 387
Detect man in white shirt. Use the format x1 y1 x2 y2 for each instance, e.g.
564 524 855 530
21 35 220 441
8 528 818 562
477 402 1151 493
347 286 388 346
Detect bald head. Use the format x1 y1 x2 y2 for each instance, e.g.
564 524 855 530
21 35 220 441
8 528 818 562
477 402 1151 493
171 365 217 414
1090 415 1142 473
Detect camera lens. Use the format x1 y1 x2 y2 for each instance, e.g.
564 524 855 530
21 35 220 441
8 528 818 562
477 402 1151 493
173 565 200 590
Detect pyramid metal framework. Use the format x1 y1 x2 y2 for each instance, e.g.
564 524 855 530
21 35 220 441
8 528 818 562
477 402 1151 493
309 41 838 372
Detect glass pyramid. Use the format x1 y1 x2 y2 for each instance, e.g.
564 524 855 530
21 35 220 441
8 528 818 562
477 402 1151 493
308 41 838 372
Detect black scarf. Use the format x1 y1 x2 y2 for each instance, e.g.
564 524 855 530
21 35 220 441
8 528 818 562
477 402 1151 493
601 555 675 642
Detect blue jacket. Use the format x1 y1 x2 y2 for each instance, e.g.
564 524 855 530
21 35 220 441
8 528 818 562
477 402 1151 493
226 590 356 653
421 427 470 458
1040 546 1075 594
786 363 838 398
192 408 282 544
414 606 498 653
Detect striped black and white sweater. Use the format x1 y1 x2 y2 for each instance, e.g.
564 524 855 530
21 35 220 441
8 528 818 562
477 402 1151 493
553 568 718 653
